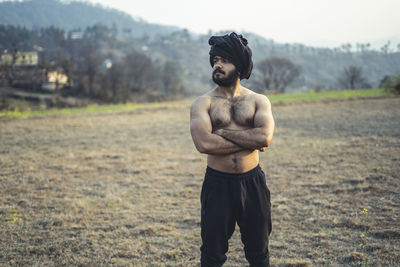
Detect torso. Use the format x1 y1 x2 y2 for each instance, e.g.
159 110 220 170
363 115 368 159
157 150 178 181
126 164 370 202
207 89 259 173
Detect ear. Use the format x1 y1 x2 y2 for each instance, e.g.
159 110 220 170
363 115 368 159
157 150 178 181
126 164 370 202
209 55 215 67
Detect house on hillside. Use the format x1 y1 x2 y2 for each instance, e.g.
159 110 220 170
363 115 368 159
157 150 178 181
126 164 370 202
42 69 68 91
1 51 38 66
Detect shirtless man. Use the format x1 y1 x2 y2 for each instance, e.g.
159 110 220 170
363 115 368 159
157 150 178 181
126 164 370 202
190 32 275 267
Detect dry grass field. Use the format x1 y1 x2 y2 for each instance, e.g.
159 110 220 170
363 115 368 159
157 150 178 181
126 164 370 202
1 97 399 266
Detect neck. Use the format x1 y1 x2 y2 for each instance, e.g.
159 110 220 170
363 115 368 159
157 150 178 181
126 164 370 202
217 79 241 98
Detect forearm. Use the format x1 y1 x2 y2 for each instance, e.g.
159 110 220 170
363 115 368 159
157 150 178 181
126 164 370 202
194 134 247 155
216 128 270 150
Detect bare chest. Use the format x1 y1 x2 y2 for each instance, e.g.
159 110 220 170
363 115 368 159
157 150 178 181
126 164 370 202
209 96 256 128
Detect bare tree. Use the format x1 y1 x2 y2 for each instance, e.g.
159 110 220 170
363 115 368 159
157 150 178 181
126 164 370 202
162 60 185 95
337 65 368 89
81 43 102 97
253 57 300 93
105 60 124 102
0 41 18 109
0 64 8 109
123 51 158 93
380 41 391 55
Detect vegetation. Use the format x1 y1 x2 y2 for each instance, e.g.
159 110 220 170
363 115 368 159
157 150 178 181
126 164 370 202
0 23 187 106
1 0 399 112
337 65 369 90
0 0 400 98
0 89 394 120
267 88 390 103
252 57 301 93
0 99 192 120
380 74 400 94
0 0 178 37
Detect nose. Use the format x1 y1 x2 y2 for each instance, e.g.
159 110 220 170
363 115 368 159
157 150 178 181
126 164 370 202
214 60 222 69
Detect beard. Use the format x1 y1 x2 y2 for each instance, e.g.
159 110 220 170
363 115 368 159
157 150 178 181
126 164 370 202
212 68 240 87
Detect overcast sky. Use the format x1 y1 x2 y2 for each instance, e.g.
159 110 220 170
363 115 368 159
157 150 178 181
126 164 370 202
88 0 400 49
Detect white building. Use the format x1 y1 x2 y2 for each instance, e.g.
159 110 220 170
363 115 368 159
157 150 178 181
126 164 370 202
1 51 39 66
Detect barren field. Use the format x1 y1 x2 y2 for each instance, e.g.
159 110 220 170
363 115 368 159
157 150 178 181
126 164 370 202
1 97 399 266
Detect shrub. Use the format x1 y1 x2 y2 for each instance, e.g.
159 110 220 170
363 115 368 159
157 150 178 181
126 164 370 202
380 74 400 94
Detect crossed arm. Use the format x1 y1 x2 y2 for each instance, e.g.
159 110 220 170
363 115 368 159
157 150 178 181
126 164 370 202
213 95 274 150
190 96 244 155
190 95 274 155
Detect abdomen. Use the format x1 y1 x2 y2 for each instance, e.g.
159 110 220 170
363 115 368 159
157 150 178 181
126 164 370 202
207 150 259 173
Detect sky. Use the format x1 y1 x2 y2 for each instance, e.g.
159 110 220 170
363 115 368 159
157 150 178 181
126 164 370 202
88 0 400 49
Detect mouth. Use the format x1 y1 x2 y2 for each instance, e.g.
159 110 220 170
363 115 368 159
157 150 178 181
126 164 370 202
213 69 225 75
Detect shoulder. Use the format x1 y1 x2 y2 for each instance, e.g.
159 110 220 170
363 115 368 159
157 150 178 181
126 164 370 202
243 89 272 112
255 93 271 106
190 92 213 113
242 87 271 105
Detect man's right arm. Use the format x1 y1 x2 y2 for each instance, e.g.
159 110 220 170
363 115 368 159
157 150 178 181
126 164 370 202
213 94 274 151
190 96 245 155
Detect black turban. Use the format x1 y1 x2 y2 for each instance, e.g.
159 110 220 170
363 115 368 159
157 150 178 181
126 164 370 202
209 32 253 80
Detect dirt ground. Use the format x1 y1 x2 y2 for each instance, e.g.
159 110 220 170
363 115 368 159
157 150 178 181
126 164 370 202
1 97 399 266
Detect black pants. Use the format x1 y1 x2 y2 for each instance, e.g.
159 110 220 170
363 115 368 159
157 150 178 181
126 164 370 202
200 165 272 267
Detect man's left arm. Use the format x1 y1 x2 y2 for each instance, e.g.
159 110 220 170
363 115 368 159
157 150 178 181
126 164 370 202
214 94 275 150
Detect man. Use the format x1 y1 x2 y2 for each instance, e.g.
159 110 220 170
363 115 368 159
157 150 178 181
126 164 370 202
190 32 275 267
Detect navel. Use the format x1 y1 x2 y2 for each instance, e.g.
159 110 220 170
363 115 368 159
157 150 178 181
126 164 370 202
232 156 238 172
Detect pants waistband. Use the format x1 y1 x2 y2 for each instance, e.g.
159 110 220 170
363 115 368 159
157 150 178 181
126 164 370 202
206 165 262 180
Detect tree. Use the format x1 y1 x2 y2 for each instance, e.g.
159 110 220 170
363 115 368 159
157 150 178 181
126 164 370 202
80 43 102 97
253 57 300 93
103 60 124 102
337 65 368 89
341 43 352 53
380 41 391 55
123 51 159 94
162 60 185 95
0 64 9 110
380 74 400 94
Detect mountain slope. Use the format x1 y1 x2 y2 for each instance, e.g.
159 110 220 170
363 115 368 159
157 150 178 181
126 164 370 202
1 0 399 93
0 0 179 37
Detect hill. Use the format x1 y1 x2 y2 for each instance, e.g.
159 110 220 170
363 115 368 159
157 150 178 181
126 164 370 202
0 0 399 96
0 0 179 38
143 30 400 93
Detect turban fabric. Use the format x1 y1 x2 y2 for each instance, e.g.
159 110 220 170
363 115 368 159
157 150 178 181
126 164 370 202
209 32 253 80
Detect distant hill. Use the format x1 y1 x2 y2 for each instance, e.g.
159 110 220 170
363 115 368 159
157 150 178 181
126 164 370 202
1 0 399 94
147 30 400 92
0 0 179 38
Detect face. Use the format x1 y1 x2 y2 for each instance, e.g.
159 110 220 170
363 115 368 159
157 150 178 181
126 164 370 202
212 56 240 87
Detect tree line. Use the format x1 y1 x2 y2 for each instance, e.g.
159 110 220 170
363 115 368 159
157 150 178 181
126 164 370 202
0 24 185 105
1 23 399 110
